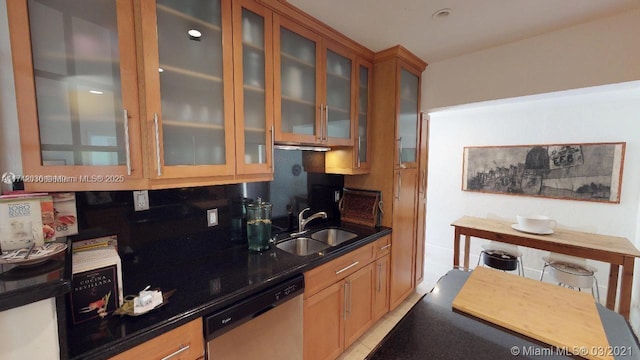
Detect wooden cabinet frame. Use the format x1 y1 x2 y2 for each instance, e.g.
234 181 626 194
7 0 147 191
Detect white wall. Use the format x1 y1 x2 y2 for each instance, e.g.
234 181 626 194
420 6 640 335
423 82 640 335
0 298 60 359
423 8 640 110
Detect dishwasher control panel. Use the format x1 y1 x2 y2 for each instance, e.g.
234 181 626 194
204 274 304 340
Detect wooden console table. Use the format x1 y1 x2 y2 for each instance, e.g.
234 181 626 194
451 216 640 319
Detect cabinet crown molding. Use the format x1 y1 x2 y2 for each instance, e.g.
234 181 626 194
374 45 428 73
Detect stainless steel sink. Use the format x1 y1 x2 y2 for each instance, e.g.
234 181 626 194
276 237 330 256
310 228 358 246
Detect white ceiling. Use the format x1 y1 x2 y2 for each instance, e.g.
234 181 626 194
286 0 640 63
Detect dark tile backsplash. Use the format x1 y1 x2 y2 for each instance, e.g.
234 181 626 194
72 150 343 255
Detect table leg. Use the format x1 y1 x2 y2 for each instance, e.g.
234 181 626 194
453 228 461 269
606 264 619 312
464 235 471 271
619 257 635 320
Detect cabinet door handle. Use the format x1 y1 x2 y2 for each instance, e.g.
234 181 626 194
421 169 426 193
347 280 352 316
153 113 162 176
160 344 190 360
123 109 131 176
377 263 382 293
335 261 359 275
397 137 405 168
318 105 324 142
343 283 348 320
395 172 402 200
379 244 391 251
324 105 329 142
356 136 361 168
270 125 274 171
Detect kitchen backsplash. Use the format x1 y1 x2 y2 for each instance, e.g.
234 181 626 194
71 149 343 254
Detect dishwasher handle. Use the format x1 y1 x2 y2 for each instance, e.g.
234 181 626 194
253 304 276 319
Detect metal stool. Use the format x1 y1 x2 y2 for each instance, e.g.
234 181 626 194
540 255 600 302
477 243 524 276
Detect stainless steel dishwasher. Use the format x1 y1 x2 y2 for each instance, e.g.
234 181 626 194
204 274 304 360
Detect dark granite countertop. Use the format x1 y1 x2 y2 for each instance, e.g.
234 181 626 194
0 240 71 312
367 269 640 360
64 220 391 360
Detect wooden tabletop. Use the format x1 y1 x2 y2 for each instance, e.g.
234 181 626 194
452 216 640 260
453 267 613 360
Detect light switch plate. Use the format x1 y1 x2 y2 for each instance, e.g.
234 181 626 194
133 190 150 211
207 208 218 227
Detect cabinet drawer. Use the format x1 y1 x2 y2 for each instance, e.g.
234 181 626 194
304 243 375 298
374 235 391 259
110 319 204 360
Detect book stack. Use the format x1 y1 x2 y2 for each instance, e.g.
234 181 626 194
70 246 123 324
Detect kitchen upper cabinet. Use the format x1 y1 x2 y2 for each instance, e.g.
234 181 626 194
323 57 372 174
273 14 322 145
232 0 274 176
323 42 355 147
7 0 145 191
273 15 357 147
140 0 235 180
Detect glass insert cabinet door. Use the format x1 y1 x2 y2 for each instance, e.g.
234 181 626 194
142 0 235 178
274 15 322 145
19 0 141 176
232 0 273 175
324 48 352 146
397 68 420 167
356 62 371 167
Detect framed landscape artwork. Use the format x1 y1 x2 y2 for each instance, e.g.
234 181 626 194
462 142 626 203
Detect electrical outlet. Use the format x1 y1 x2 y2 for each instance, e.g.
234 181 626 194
207 208 218 227
133 190 150 211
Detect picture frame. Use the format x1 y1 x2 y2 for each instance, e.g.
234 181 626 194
462 142 626 203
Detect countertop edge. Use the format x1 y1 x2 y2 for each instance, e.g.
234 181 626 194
0 278 71 312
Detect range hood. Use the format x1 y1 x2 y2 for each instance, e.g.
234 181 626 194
274 144 330 152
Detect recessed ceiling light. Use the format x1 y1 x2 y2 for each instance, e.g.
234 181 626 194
432 8 452 20
89 90 103 95
188 29 202 39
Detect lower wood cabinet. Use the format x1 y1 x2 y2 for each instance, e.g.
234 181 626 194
109 319 204 360
303 236 390 360
373 254 390 321
343 263 375 347
304 263 375 360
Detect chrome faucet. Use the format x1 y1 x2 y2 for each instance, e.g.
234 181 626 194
295 207 327 234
